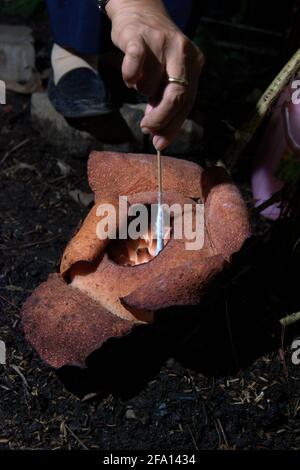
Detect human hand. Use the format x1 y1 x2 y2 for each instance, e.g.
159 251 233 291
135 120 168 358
106 0 204 150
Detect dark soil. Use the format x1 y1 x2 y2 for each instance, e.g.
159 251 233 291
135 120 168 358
0 90 299 451
1 6 300 451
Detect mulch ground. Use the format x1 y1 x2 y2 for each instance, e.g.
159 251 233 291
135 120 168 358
0 89 300 450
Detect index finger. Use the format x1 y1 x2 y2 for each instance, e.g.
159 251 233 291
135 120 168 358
122 37 146 87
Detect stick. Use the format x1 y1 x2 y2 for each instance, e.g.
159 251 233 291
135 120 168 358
227 48 300 171
155 150 164 255
0 293 20 311
280 311 300 327
252 189 283 215
157 149 163 203
65 424 89 450
0 138 30 164
11 364 29 398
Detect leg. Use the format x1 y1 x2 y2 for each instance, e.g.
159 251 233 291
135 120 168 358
46 1 115 117
46 0 103 54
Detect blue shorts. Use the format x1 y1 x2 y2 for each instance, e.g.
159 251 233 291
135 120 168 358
46 0 195 54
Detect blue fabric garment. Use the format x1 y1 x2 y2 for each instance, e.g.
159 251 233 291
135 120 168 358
46 0 194 54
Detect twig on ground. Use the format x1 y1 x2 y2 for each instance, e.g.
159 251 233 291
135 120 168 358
216 418 229 448
65 424 89 450
0 138 30 164
0 294 20 311
0 235 62 251
11 364 30 398
187 424 198 450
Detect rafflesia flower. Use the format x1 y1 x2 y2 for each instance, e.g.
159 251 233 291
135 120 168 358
22 151 250 372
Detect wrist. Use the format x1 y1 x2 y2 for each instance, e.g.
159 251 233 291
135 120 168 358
106 0 167 20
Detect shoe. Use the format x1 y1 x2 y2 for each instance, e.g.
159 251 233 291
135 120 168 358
47 68 115 118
